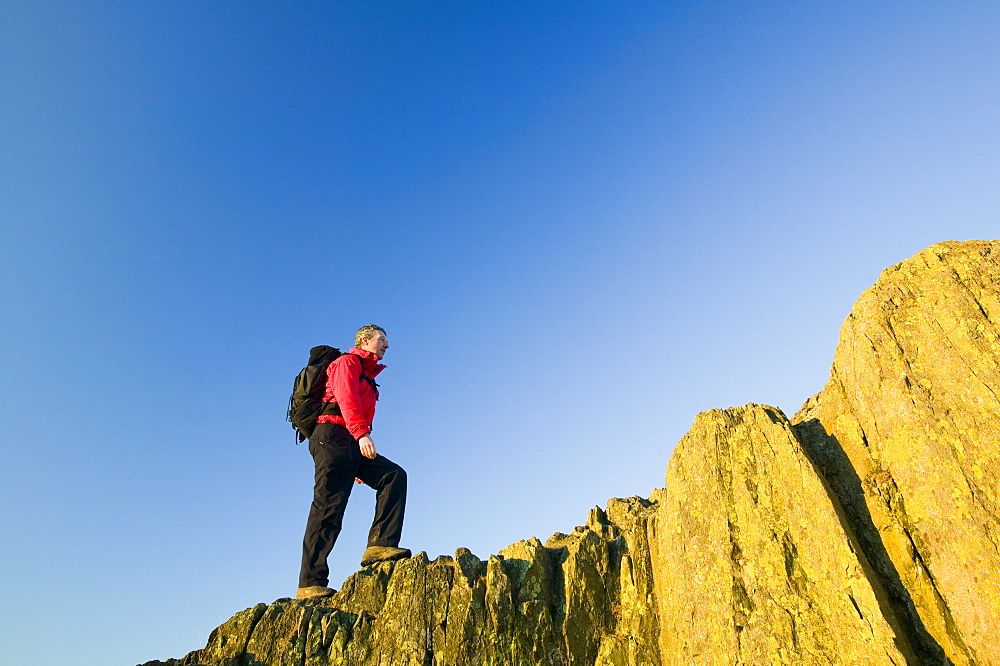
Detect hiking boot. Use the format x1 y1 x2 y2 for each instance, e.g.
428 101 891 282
296 585 336 599
360 545 411 567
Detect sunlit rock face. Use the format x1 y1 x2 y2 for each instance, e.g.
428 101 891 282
655 404 915 665
142 240 998 666
793 240 1000 666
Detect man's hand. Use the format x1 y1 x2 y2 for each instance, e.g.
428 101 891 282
358 434 377 459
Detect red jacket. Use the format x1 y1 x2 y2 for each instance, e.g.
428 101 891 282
316 347 385 439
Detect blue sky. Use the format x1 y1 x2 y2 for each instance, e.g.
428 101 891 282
2 2 998 664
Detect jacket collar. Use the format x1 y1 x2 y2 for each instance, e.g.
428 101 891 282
348 347 386 376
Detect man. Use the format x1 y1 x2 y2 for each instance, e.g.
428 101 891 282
296 324 410 600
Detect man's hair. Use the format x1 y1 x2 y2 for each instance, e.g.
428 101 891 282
355 324 386 348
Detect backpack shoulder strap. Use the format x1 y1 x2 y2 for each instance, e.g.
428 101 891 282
350 353 381 397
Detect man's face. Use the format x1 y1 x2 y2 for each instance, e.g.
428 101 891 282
362 331 389 359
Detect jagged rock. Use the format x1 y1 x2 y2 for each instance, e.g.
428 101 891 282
142 240 998 666
655 404 914 665
793 240 1000 666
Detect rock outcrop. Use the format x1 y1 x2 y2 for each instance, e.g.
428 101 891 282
793 240 1000 665
143 240 998 666
656 405 915 665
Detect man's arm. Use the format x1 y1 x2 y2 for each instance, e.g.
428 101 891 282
330 356 378 459
330 356 370 438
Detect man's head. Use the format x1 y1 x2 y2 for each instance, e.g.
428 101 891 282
355 324 389 359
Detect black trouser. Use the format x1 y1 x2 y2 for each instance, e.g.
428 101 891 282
298 423 407 588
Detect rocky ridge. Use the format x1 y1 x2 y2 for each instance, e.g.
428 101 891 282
143 240 999 666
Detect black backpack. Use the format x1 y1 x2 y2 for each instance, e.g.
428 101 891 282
287 345 343 443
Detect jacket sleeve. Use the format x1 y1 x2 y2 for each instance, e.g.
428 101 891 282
329 355 371 439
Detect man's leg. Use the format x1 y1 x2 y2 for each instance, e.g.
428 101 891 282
298 424 360 588
356 454 407 548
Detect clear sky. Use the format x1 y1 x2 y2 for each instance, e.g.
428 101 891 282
2 2 998 664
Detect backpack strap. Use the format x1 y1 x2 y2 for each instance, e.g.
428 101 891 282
351 353 380 400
